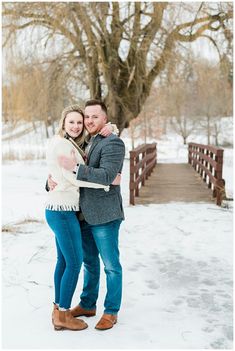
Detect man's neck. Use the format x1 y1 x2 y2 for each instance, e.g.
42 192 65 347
89 124 106 137
89 133 98 138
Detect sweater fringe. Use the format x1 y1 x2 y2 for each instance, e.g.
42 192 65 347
45 204 80 211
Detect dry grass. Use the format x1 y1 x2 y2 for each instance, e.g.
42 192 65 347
2 217 44 234
2 225 15 233
2 149 45 161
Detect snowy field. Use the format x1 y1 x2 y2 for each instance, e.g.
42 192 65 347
2 122 233 349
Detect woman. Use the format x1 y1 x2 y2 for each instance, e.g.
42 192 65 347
45 105 116 331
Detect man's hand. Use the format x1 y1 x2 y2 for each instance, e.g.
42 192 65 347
58 150 77 171
112 173 121 185
48 174 58 191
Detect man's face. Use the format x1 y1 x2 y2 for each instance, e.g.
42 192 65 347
84 105 107 135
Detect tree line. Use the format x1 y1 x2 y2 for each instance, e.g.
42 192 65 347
125 52 232 147
2 2 233 136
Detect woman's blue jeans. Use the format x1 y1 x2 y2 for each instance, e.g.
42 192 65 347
45 210 83 309
79 219 122 315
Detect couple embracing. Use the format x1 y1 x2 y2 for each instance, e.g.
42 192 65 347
45 100 125 331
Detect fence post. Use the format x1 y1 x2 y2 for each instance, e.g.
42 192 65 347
129 143 157 205
135 155 139 197
141 148 146 186
129 151 135 205
215 149 224 205
188 143 192 165
188 142 225 206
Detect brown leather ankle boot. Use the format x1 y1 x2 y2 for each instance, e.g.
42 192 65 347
52 303 58 325
53 309 88 331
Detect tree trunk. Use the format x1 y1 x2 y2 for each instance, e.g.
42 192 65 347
51 121 56 135
143 109 147 144
206 115 211 145
106 95 130 134
44 120 49 138
31 120 37 132
130 124 135 150
214 122 219 146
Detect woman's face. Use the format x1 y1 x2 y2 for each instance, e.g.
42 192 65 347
64 111 84 138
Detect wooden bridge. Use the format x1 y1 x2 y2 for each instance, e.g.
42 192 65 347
129 143 225 206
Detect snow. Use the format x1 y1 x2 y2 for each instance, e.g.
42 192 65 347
2 122 233 349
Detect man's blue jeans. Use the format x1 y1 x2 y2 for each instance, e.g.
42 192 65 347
79 219 122 315
45 210 83 309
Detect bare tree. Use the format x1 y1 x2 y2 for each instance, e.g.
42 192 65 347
168 83 197 145
194 60 233 145
2 57 72 137
152 48 233 145
3 2 233 132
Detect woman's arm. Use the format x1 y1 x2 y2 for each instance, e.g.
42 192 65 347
53 138 109 191
99 123 119 137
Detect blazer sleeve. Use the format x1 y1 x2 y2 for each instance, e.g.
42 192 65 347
76 137 125 185
61 168 109 191
50 138 109 191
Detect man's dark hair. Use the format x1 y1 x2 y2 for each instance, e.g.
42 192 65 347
85 99 108 115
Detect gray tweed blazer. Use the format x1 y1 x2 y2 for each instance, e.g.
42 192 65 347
77 133 125 225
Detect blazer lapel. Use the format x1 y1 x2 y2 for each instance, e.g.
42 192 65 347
87 134 103 161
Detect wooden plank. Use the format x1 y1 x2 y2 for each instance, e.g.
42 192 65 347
135 163 214 205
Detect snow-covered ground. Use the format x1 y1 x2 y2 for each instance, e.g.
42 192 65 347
2 122 233 349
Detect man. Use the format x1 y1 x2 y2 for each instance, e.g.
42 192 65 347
56 99 125 330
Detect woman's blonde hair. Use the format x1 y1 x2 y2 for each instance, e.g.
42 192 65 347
57 104 87 147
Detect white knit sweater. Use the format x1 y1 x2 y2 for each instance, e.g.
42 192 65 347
45 135 109 211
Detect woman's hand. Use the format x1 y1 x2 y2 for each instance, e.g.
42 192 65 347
112 173 121 185
100 123 119 137
99 123 113 137
58 150 77 171
48 174 58 190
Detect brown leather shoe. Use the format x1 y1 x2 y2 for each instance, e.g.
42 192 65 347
71 304 96 318
95 314 117 330
53 309 88 331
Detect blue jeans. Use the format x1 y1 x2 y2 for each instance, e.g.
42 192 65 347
79 219 122 315
45 210 83 309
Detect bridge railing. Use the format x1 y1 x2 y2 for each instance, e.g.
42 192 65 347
188 142 225 205
129 143 157 205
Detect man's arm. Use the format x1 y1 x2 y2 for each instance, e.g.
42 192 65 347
76 138 125 186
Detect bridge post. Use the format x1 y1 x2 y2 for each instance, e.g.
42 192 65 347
188 143 191 164
141 148 146 186
129 151 135 205
213 149 224 205
188 142 225 206
135 155 139 197
205 149 209 184
129 143 157 205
